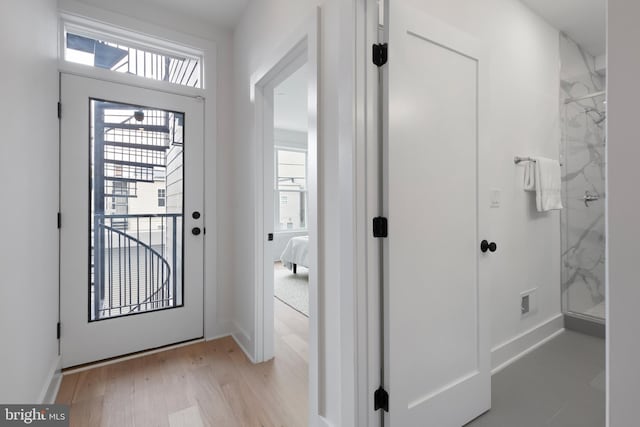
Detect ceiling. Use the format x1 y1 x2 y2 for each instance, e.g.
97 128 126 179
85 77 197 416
274 64 309 133
110 0 251 29
520 0 606 57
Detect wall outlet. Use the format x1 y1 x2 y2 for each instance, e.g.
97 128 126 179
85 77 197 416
520 288 537 317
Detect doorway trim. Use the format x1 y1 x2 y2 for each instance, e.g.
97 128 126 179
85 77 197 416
251 8 320 425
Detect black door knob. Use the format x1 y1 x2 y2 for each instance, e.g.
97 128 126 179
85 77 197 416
192 211 201 220
481 240 497 253
192 227 201 236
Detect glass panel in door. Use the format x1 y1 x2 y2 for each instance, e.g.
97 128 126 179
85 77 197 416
90 100 185 321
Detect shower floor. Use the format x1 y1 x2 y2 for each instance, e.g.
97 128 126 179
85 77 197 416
466 330 605 427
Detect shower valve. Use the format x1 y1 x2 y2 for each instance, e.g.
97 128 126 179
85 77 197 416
582 191 600 207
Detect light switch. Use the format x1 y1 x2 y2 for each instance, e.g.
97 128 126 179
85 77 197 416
490 189 501 208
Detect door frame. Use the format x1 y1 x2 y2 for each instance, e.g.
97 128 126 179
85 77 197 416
251 8 320 425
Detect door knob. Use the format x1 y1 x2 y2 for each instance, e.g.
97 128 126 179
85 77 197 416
480 240 497 253
192 211 201 219
192 227 201 236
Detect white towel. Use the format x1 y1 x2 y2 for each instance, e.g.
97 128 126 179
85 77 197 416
522 157 563 212
523 161 536 192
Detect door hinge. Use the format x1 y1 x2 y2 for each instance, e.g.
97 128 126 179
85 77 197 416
372 43 388 67
57 102 61 119
57 212 61 229
374 386 389 412
373 217 388 238
56 322 61 340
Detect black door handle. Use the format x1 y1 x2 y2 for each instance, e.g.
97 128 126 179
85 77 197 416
192 227 201 236
192 211 201 220
481 240 497 253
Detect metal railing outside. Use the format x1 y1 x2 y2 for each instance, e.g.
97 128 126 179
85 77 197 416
91 213 182 321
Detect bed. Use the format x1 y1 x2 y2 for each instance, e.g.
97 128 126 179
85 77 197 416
280 236 309 274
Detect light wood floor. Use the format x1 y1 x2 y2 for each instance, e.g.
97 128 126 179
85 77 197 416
56 299 309 427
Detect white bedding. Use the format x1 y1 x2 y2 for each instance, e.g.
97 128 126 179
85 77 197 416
280 236 309 270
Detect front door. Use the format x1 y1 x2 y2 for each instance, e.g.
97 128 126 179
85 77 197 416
384 3 491 426
60 74 204 368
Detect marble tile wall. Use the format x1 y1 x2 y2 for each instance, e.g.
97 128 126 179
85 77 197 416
560 34 606 320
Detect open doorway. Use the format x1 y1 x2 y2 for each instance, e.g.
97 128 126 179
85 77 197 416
251 15 319 423
272 64 311 326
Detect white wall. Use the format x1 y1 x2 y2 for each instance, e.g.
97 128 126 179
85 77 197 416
607 1 640 425
232 0 350 424
59 0 236 340
400 0 563 365
0 0 60 403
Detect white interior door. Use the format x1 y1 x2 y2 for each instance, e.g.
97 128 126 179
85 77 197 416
60 74 204 368
384 3 490 426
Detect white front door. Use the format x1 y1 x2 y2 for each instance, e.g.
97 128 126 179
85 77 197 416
60 74 204 368
384 3 491 426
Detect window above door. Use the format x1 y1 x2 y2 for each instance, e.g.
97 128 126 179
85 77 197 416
60 15 205 90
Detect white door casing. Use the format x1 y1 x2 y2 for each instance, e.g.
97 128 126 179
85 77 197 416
60 74 204 368
384 3 491 426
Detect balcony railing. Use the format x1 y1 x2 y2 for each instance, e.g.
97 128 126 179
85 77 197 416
91 213 182 321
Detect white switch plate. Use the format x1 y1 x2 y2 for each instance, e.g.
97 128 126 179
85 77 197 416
490 189 501 208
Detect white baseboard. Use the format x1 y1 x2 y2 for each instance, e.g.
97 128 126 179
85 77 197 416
204 320 234 341
318 416 336 427
204 332 232 342
491 313 564 375
39 355 62 404
231 321 255 363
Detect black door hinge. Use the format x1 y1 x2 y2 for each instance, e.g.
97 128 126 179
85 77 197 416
373 217 388 238
56 322 61 340
57 212 61 229
373 43 388 67
57 102 61 119
374 386 389 412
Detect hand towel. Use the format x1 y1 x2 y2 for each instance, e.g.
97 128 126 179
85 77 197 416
523 161 536 192
533 157 563 212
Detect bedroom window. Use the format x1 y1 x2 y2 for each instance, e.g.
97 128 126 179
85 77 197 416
275 148 307 231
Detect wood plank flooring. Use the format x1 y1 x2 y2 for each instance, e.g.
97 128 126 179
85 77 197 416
56 299 309 427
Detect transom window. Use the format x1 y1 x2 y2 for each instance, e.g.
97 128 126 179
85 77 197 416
62 21 203 89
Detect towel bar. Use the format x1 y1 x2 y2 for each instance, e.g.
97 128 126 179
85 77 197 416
514 156 563 166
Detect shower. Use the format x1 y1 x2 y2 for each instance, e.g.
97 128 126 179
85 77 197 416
585 107 606 125
560 34 606 336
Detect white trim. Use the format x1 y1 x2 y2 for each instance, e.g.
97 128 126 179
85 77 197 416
352 0 376 425
61 14 204 59
39 356 62 404
58 60 206 99
231 331 257 364
318 416 337 427
491 314 565 374
231 320 254 360
251 9 320 427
